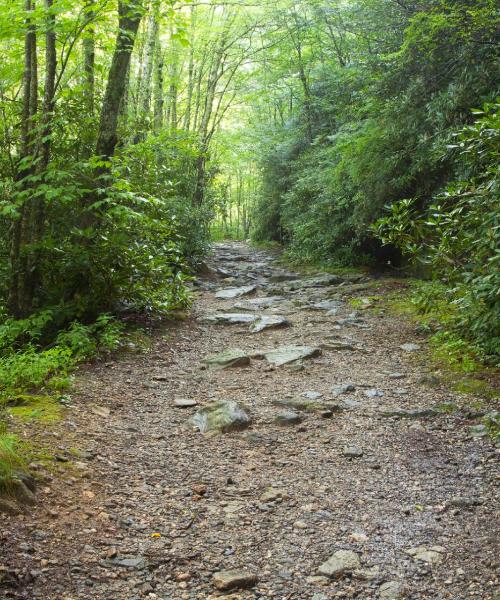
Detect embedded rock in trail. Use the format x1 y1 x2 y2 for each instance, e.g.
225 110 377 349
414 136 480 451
302 391 323 400
275 410 303 426
205 313 259 325
250 315 291 333
263 345 321 366
213 570 259 591
191 400 251 433
379 581 406 599
317 550 361 578
400 343 421 352
249 295 286 306
343 445 364 458
331 383 356 395
202 349 252 369
215 285 257 299
312 299 343 312
174 398 198 408
405 546 445 564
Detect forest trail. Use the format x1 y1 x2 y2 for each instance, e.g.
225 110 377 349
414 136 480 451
1 242 498 600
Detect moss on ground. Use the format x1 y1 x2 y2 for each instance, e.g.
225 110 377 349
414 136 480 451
8 394 62 423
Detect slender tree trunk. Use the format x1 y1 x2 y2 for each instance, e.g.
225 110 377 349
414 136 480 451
83 0 96 114
9 0 39 317
95 0 143 161
183 9 195 131
153 28 164 131
138 8 157 122
25 0 57 307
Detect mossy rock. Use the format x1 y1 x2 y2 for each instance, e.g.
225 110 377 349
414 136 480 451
191 401 252 433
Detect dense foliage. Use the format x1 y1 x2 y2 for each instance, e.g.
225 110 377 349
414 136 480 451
242 0 498 356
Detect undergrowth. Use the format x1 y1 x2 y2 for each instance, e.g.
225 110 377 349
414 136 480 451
0 311 126 494
386 281 499 426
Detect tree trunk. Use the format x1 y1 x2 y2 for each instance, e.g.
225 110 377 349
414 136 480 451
83 0 96 115
153 28 164 131
137 8 157 123
95 0 143 161
9 0 39 317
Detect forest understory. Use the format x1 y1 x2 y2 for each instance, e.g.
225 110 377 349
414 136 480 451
1 242 498 600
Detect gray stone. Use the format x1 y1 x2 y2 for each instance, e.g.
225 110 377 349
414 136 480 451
245 296 285 308
275 411 303 426
206 313 258 325
260 487 287 502
202 349 251 369
400 343 421 352
112 556 147 569
250 315 291 333
302 391 323 400
379 580 406 599
364 389 384 398
174 398 198 408
331 383 356 395
312 300 342 312
213 570 259 591
405 546 445 564
318 550 361 578
215 285 257 299
264 345 322 366
343 445 364 458
191 401 251 433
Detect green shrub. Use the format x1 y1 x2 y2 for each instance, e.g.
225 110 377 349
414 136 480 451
374 103 500 357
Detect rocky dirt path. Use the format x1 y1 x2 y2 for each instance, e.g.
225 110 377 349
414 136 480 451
1 242 498 600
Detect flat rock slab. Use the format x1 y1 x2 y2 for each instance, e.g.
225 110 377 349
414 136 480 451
312 300 343 312
215 285 257 299
400 343 421 352
250 315 291 333
174 398 198 408
317 550 361 578
206 313 259 325
213 570 259 591
191 400 251 433
110 556 147 570
202 349 251 369
264 345 322 366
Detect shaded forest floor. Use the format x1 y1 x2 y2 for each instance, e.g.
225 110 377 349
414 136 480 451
1 242 498 600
